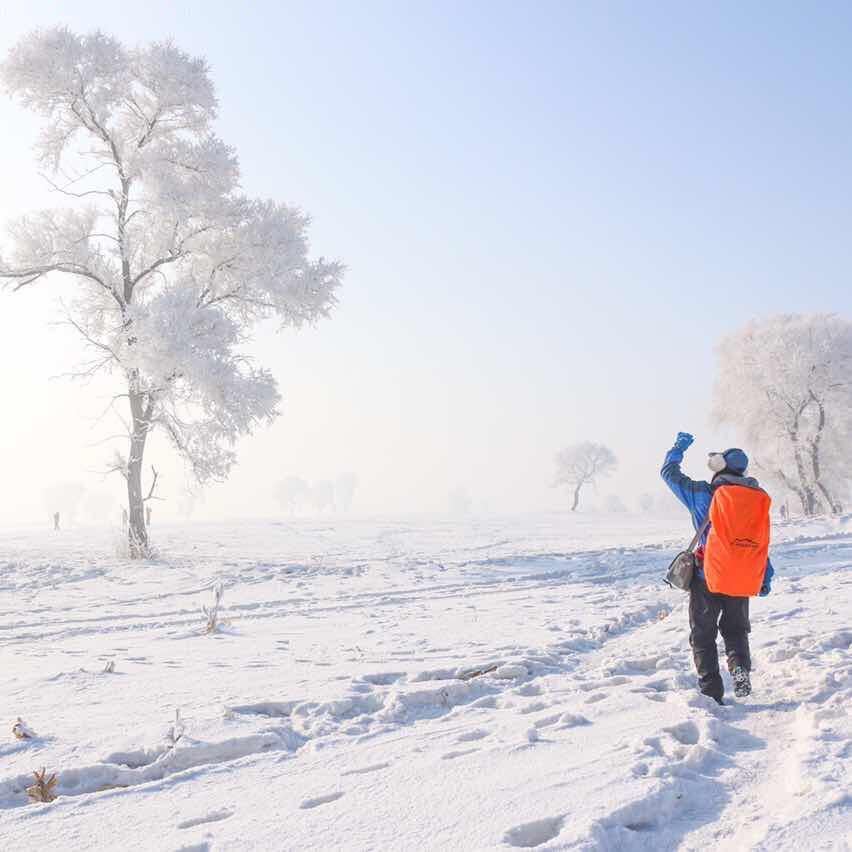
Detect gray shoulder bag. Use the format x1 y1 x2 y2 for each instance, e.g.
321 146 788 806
664 515 710 591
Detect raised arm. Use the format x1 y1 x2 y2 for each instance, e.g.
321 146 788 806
660 432 712 531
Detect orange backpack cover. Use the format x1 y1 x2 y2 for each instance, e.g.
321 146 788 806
704 485 771 597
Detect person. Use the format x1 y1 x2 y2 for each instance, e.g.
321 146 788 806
661 432 773 704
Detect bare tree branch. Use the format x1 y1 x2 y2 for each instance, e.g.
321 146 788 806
143 466 159 502
39 171 113 200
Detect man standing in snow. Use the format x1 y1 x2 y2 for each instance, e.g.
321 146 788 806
661 433 773 704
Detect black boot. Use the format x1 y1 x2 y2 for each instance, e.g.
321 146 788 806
732 666 751 698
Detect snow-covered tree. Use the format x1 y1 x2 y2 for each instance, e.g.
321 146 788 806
0 29 343 554
335 472 359 512
713 314 852 516
310 480 335 513
637 492 654 513
604 494 627 513
553 442 617 511
448 487 472 516
274 475 309 515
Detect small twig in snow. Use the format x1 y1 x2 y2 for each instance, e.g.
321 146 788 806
167 709 184 746
202 583 226 634
27 768 58 803
458 664 499 681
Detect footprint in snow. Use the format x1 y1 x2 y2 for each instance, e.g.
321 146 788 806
663 721 701 746
456 728 490 743
177 808 234 830
632 678 676 703
359 671 405 685
503 815 564 848
532 713 563 730
470 696 498 709
520 700 550 715
578 675 632 692
341 762 390 776
558 712 591 728
441 747 480 760
299 791 344 809
636 678 671 693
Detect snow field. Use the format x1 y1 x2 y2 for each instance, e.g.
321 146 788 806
1 514 850 850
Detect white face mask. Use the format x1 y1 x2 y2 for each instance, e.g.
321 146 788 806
708 453 727 473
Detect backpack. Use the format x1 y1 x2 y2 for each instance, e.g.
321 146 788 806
704 483 771 596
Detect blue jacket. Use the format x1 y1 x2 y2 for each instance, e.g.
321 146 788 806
661 445 774 592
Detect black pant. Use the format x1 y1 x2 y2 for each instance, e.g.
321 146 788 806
688 573 750 701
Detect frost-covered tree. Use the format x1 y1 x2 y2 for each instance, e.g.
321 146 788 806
637 492 654 513
604 494 627 513
335 472 359 512
448 487 472 516
554 442 617 511
310 480 335 514
713 314 851 516
274 475 309 515
0 29 342 554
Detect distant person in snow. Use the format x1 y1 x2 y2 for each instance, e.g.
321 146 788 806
53 512 60 532
661 433 773 704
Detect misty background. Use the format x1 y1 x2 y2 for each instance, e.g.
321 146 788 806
2 0 851 525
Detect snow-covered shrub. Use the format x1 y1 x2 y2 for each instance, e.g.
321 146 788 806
26 768 58 803
12 718 35 740
202 583 226 634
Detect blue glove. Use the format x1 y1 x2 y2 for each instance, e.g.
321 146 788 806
759 562 773 597
674 432 694 452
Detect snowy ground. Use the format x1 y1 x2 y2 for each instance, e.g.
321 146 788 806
1 513 850 851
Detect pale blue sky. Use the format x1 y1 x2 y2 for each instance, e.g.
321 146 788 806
1 2 851 521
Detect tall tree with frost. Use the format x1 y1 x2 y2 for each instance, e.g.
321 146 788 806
554 442 617 511
335 472 359 512
637 492 654 513
0 29 342 555
274 476 310 516
713 314 852 516
310 480 336 514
